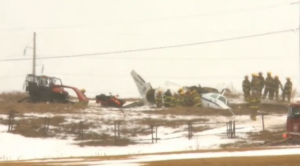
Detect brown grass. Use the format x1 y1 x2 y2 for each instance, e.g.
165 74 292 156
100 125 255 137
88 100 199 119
3 147 300 166
142 155 300 166
0 92 87 114
142 107 236 116
142 103 288 117
0 91 28 101
137 117 209 127
4 155 300 166
75 138 136 147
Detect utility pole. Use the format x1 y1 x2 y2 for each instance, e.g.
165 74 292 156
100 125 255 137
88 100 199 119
33 32 36 75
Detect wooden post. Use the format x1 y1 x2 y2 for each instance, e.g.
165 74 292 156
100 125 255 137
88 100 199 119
7 110 15 132
33 32 36 75
114 121 117 142
187 121 193 139
117 121 120 139
44 116 50 136
188 122 191 140
78 121 83 139
155 126 158 142
261 114 265 131
151 124 154 143
226 122 228 137
233 121 236 138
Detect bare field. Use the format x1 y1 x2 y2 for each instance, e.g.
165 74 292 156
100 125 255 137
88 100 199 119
0 92 289 116
143 103 288 117
0 91 86 114
2 147 300 166
142 155 300 166
0 92 290 148
3 156 300 166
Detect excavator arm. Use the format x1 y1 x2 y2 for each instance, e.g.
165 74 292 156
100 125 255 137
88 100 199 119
53 85 89 104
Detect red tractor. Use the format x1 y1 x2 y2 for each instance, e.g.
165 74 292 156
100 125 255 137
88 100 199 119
18 74 89 104
95 93 126 108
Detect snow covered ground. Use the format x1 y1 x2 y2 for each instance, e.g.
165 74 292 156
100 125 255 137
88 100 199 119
0 104 287 161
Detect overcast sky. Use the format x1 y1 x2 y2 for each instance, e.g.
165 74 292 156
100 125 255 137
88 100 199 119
0 0 299 97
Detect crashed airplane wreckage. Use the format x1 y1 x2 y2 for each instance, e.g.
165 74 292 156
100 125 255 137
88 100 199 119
127 70 231 110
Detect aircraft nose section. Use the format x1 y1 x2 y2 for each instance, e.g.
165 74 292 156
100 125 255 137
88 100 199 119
218 102 231 110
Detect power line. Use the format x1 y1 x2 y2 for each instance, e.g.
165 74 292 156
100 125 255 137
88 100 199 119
44 73 298 80
0 1 296 32
81 57 295 60
0 28 298 62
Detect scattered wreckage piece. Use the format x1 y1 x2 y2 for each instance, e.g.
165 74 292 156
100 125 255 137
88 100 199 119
95 93 126 108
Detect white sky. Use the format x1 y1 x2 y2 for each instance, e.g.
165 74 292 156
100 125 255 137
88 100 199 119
0 0 299 97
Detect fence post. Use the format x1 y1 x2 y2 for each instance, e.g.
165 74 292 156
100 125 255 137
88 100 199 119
155 126 158 143
151 124 154 143
7 110 16 132
227 121 234 138
233 120 236 138
187 121 193 140
44 116 50 136
117 121 120 139
226 121 228 137
261 114 265 131
187 122 190 140
114 121 117 143
78 121 83 139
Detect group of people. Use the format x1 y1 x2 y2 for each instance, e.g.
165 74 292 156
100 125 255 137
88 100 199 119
242 72 293 102
242 72 293 121
155 88 202 108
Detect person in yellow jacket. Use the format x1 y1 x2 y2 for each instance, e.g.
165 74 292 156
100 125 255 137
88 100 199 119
172 93 179 107
177 88 186 106
263 72 274 100
248 93 260 121
184 90 193 107
250 73 260 96
81 89 87 98
272 75 283 100
163 89 172 107
155 90 163 108
191 90 202 107
258 72 265 98
242 75 251 101
282 77 293 102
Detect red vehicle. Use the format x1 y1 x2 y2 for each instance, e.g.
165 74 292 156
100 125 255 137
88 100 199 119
284 102 300 138
95 93 126 108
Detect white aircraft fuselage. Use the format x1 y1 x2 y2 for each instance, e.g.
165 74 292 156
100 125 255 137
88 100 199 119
130 70 231 110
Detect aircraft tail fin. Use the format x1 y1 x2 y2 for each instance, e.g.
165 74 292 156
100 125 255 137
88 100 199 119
220 89 226 95
130 70 152 104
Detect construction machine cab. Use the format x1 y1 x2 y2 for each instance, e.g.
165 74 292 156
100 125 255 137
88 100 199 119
25 74 63 90
23 74 69 103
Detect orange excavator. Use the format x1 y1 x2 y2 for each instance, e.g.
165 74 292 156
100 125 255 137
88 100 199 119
18 74 89 104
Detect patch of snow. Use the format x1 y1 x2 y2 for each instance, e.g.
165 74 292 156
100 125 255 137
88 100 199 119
0 112 284 161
